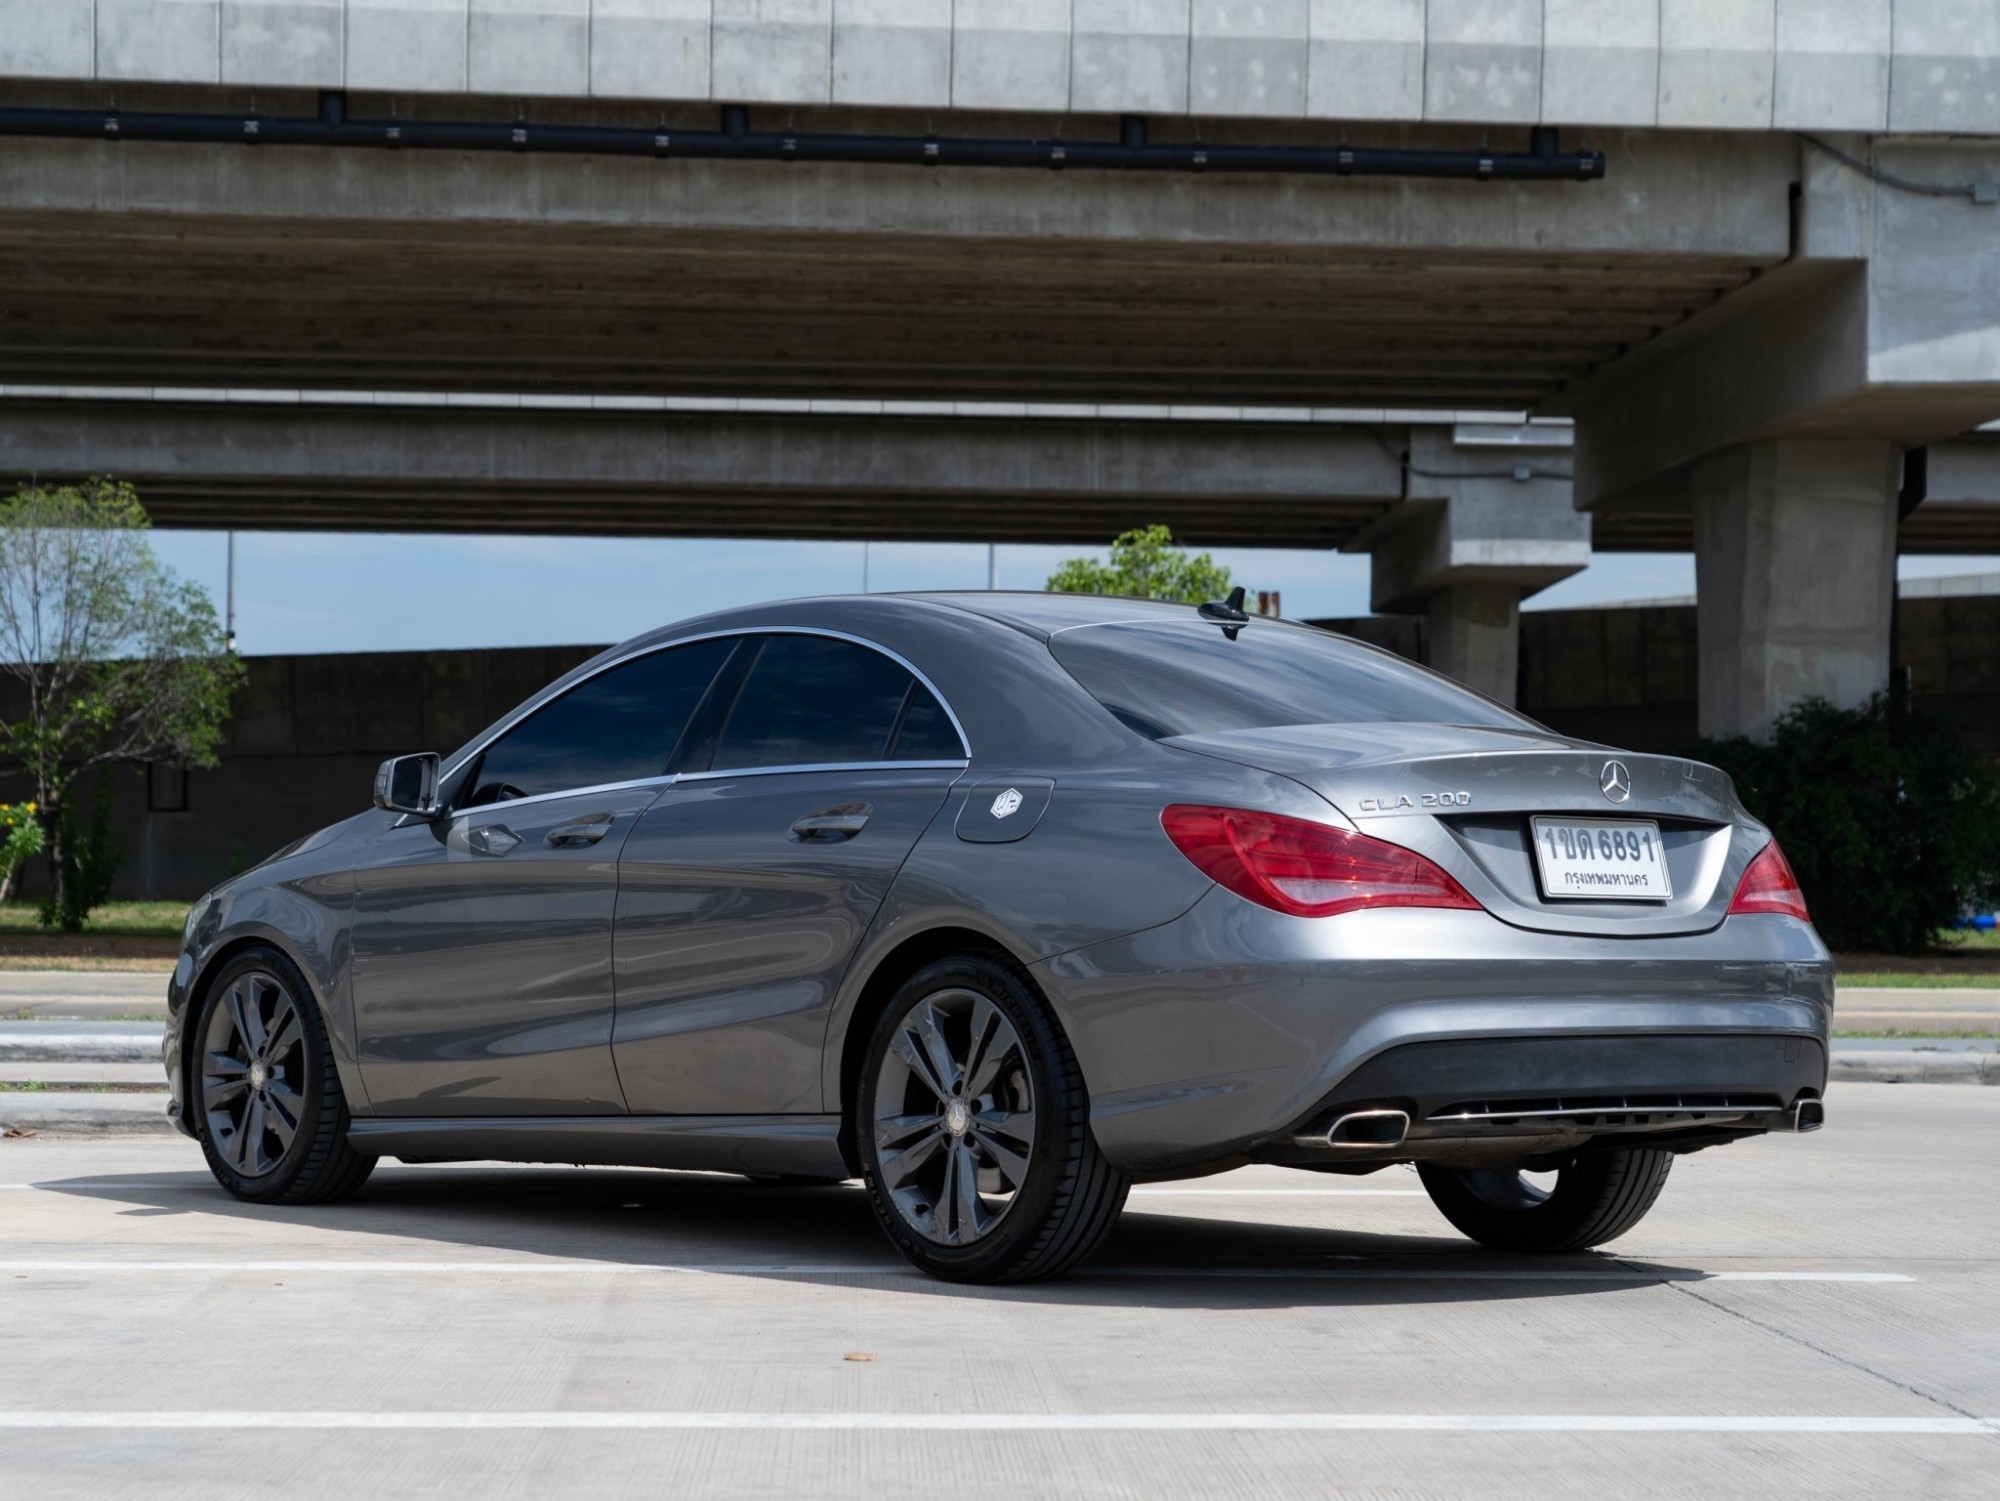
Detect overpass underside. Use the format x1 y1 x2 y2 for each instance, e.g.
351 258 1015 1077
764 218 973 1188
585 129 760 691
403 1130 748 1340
0 94 1785 409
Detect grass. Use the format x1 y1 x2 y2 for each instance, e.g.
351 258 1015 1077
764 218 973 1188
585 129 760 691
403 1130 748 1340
1840 972 2000 989
0 956 176 973
0 901 187 939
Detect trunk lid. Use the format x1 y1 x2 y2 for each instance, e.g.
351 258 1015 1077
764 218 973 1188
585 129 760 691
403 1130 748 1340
1163 722 1750 937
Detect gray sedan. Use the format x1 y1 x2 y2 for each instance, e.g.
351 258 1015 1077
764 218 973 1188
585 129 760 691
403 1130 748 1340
165 591 1831 1283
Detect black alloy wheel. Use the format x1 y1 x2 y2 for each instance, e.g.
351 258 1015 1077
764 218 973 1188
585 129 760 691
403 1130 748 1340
193 947 375 1205
858 953 1127 1283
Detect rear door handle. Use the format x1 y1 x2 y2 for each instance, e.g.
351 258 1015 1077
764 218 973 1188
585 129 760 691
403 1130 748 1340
789 803 871 842
546 817 615 848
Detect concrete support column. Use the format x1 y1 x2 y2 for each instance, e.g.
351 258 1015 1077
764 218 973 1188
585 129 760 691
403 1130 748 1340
1692 439 1899 742
1426 584 1522 705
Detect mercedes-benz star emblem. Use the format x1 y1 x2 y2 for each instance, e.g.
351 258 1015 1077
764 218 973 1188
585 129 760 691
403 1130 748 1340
1600 760 1632 803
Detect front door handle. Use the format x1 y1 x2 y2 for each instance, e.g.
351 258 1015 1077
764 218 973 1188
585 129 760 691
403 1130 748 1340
546 816 614 848
789 803 871 842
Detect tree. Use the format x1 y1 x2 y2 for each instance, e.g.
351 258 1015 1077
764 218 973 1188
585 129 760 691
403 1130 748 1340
1044 525 1235 604
0 480 244 927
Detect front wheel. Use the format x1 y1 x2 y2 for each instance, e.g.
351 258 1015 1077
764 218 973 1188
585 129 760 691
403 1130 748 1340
192 947 376 1205
857 953 1128 1284
1418 1147 1672 1253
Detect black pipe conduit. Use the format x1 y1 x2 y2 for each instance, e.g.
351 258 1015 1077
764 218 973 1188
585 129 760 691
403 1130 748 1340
0 93 1606 182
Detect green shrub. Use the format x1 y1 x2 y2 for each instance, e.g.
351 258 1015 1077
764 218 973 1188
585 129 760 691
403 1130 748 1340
37 774 126 933
1694 694 2000 954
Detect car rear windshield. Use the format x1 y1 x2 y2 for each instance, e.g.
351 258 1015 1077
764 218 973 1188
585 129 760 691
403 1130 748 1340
1047 620 1537 739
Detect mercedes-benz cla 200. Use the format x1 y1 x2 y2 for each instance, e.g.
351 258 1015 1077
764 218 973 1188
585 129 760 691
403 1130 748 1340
166 593 1830 1282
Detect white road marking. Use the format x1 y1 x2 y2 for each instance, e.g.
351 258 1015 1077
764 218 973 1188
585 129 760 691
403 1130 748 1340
0 1260 1914 1283
1129 1187 1424 1196
0 1411 1989 1434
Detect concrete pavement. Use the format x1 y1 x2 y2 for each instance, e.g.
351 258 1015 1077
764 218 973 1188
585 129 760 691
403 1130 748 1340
0 1084 1994 1498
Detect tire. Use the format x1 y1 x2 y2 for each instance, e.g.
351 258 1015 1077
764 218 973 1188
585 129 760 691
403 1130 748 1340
856 952 1129 1284
1418 1148 1672 1253
190 946 376 1206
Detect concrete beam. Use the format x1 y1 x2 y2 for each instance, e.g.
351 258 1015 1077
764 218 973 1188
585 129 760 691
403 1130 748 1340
0 119 1789 405
1561 140 2000 517
0 396 1408 545
3 0 1991 131
1590 427 2000 553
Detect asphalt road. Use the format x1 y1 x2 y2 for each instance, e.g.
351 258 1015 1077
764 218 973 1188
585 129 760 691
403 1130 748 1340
2 1083 1996 1500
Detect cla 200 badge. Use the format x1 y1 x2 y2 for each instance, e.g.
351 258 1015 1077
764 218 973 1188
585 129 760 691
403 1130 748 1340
1357 791 1472 812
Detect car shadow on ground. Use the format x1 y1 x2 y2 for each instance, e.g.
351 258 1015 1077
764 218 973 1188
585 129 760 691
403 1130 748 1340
31 1162 1697 1311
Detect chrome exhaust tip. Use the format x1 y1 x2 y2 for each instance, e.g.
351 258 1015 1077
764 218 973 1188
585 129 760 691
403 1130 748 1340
1321 1108 1411 1149
1790 1097 1825 1133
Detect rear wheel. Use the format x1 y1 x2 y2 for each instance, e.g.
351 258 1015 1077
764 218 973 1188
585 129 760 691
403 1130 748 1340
857 953 1128 1283
1418 1147 1672 1253
192 947 376 1205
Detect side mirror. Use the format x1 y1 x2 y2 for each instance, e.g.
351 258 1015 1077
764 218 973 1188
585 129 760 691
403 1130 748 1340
373 753 442 819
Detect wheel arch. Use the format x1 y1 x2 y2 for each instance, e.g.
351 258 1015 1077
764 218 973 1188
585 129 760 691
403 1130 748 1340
179 928 354 1118
830 923 1037 1173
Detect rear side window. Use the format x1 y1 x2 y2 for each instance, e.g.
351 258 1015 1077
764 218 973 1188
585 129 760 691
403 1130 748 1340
1048 620 1536 739
888 683 963 760
463 638 734 804
710 635 963 771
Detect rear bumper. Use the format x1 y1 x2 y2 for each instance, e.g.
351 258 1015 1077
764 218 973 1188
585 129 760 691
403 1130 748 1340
1264 1032 1825 1167
1035 891 1833 1176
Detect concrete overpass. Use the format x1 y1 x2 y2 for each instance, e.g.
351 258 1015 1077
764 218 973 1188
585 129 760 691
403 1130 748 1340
3 1 2000 736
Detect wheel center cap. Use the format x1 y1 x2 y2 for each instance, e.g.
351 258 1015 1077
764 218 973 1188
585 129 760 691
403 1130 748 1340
944 1098 971 1137
249 1061 268 1091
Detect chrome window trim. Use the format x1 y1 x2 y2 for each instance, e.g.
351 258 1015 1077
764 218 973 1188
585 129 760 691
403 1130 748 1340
438 624 974 796
673 759 969 785
397 758 972 827
442 775 680 820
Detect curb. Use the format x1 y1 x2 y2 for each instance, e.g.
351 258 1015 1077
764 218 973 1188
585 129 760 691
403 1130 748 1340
1830 1051 2000 1085
1 1093 176 1137
0 1031 161 1064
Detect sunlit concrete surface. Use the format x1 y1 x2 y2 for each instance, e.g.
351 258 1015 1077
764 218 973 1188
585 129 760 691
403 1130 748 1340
1 1082 1995 1499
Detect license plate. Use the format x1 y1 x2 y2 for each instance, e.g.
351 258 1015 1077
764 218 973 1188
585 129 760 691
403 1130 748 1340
1530 816 1672 901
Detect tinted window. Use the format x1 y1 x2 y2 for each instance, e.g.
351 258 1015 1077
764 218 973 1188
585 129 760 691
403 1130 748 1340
711 636 940 771
888 683 964 760
465 638 733 804
1048 621 1536 739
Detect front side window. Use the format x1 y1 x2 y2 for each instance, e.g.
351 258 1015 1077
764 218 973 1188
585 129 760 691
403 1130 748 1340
463 637 735 804
707 635 963 771
1048 620 1538 740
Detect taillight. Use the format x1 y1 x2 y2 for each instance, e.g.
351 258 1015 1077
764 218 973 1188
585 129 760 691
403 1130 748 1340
1161 804 1481 919
1728 841 1811 922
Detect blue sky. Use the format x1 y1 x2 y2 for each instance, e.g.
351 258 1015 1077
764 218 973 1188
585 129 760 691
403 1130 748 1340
144 530 2000 656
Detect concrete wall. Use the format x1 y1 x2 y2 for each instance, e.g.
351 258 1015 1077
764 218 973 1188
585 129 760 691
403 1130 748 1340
1323 592 2000 754
2 0 1990 130
2 643 601 903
